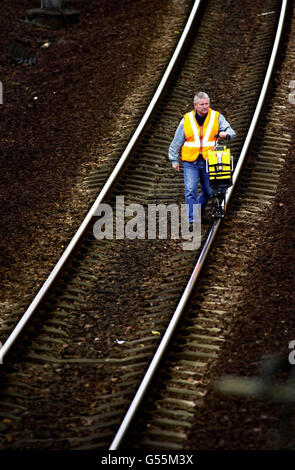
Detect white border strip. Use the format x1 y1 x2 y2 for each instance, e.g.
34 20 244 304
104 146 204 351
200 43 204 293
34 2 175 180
0 1 203 364
226 0 288 203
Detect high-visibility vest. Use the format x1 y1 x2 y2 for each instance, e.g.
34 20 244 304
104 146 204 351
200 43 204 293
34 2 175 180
181 108 220 161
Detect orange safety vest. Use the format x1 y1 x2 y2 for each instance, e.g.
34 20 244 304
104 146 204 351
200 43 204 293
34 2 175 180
181 108 220 162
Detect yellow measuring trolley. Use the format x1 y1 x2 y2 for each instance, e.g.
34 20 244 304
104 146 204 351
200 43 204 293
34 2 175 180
206 139 234 219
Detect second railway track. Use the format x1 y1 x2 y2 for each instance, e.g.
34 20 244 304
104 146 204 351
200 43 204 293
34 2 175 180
1 0 294 451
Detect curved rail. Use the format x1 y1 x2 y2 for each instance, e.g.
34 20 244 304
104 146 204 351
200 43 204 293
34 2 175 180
109 0 288 450
0 0 204 365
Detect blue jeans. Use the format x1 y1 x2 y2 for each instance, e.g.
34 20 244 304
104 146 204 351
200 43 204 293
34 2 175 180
183 159 213 222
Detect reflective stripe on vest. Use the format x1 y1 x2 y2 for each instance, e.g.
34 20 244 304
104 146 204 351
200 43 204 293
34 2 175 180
181 108 219 161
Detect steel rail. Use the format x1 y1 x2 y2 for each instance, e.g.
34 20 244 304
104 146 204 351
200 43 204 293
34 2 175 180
109 0 288 450
0 0 204 365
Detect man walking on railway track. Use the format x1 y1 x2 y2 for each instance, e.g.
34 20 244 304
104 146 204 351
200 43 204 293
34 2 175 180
169 91 236 223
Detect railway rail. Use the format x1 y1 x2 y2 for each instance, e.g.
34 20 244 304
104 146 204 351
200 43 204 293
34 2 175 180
0 0 293 451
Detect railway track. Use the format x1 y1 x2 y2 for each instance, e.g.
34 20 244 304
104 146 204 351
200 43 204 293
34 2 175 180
0 0 293 451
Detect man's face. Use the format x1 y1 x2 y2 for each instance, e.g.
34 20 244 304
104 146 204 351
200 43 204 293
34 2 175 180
194 98 210 117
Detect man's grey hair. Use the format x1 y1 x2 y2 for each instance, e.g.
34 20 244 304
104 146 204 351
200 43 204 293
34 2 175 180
194 92 210 104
